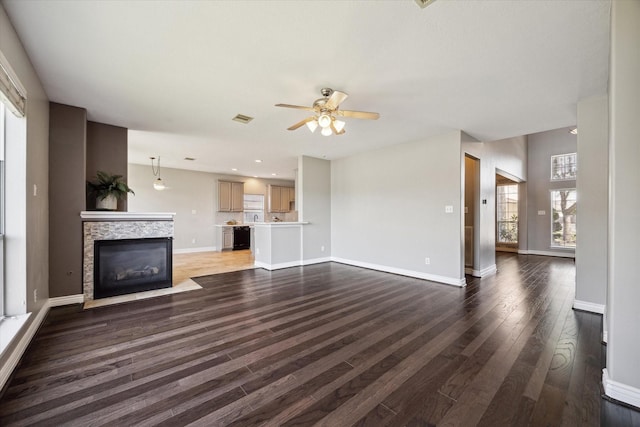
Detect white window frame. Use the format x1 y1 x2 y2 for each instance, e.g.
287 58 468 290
550 188 577 248
550 152 577 182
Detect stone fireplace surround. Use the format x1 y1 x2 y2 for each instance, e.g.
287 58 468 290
81 212 175 301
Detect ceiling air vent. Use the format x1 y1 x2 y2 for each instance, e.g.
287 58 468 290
415 0 437 9
232 114 254 124
184 157 196 161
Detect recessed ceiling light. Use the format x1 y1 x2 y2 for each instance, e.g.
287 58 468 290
569 128 578 135
271 173 277 176
231 168 238 171
253 176 258 178
255 159 262 163
232 114 254 124
184 157 196 161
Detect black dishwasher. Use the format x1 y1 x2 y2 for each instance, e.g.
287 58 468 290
233 226 250 250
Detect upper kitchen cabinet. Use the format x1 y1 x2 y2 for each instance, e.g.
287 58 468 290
219 181 244 212
268 185 294 213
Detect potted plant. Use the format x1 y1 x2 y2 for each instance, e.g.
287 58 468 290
87 171 135 210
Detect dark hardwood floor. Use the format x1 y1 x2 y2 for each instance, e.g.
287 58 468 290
1 253 638 426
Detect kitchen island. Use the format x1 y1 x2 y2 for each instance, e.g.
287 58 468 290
252 222 309 270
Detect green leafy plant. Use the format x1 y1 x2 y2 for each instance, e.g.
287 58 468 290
87 171 135 201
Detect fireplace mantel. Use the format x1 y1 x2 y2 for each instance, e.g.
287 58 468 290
81 211 175 220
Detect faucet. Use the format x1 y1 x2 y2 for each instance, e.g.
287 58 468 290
253 214 258 222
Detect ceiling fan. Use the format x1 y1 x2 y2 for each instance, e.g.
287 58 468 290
275 88 380 136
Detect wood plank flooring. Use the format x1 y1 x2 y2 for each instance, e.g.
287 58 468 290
0 253 635 426
173 249 254 285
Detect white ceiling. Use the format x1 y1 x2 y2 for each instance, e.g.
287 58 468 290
3 0 610 179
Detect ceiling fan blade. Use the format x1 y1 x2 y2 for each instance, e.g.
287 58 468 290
324 90 348 110
330 121 346 135
287 116 316 131
336 110 380 120
275 103 314 111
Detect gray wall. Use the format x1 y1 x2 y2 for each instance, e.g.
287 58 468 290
606 0 640 398
48 103 86 298
298 156 331 262
575 95 608 309
86 121 128 211
526 127 577 256
462 135 527 274
331 131 463 284
0 1 50 353
127 163 293 251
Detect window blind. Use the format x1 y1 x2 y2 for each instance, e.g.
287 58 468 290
0 61 26 118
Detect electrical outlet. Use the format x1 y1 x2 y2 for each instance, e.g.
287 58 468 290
321 246 325 252
192 238 196 244
425 257 431 265
33 184 37 197
33 289 38 303
192 209 197 214
256 248 260 255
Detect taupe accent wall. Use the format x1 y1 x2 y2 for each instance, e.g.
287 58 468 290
86 121 128 211
48 103 87 298
526 127 576 256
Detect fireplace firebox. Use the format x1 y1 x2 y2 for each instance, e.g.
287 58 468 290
94 237 173 299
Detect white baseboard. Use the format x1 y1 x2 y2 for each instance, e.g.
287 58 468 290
0 300 49 391
331 257 466 287
573 299 605 314
49 294 84 307
465 267 473 275
521 249 575 259
471 264 497 278
173 246 217 254
302 257 332 266
254 260 301 271
603 368 640 409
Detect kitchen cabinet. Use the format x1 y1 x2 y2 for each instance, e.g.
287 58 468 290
222 228 233 250
268 185 294 213
218 181 244 212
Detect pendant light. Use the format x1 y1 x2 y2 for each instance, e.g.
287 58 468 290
150 156 166 191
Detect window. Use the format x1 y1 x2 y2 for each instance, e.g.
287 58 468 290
243 194 264 223
0 103 4 317
497 184 518 244
551 153 577 181
551 189 576 248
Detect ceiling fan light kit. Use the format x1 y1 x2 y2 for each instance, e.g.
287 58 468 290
276 87 379 137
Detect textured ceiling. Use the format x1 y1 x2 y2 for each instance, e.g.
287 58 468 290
3 0 610 179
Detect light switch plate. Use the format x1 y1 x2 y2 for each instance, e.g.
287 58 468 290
445 205 454 213
538 210 546 215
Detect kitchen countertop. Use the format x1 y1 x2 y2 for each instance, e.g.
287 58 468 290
215 222 309 227
252 222 309 226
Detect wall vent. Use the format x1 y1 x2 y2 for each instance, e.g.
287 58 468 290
415 0 437 9
232 114 254 124
184 157 196 161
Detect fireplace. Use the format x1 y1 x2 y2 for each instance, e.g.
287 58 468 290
94 237 173 299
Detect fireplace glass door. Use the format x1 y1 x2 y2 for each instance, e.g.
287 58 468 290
94 237 172 299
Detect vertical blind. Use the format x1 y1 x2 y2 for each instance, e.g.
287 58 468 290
0 61 26 118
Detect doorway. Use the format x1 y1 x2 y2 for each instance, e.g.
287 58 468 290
464 155 480 274
496 173 520 252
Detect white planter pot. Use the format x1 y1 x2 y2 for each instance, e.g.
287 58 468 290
96 194 118 211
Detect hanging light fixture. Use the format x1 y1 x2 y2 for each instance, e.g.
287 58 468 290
150 156 166 191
